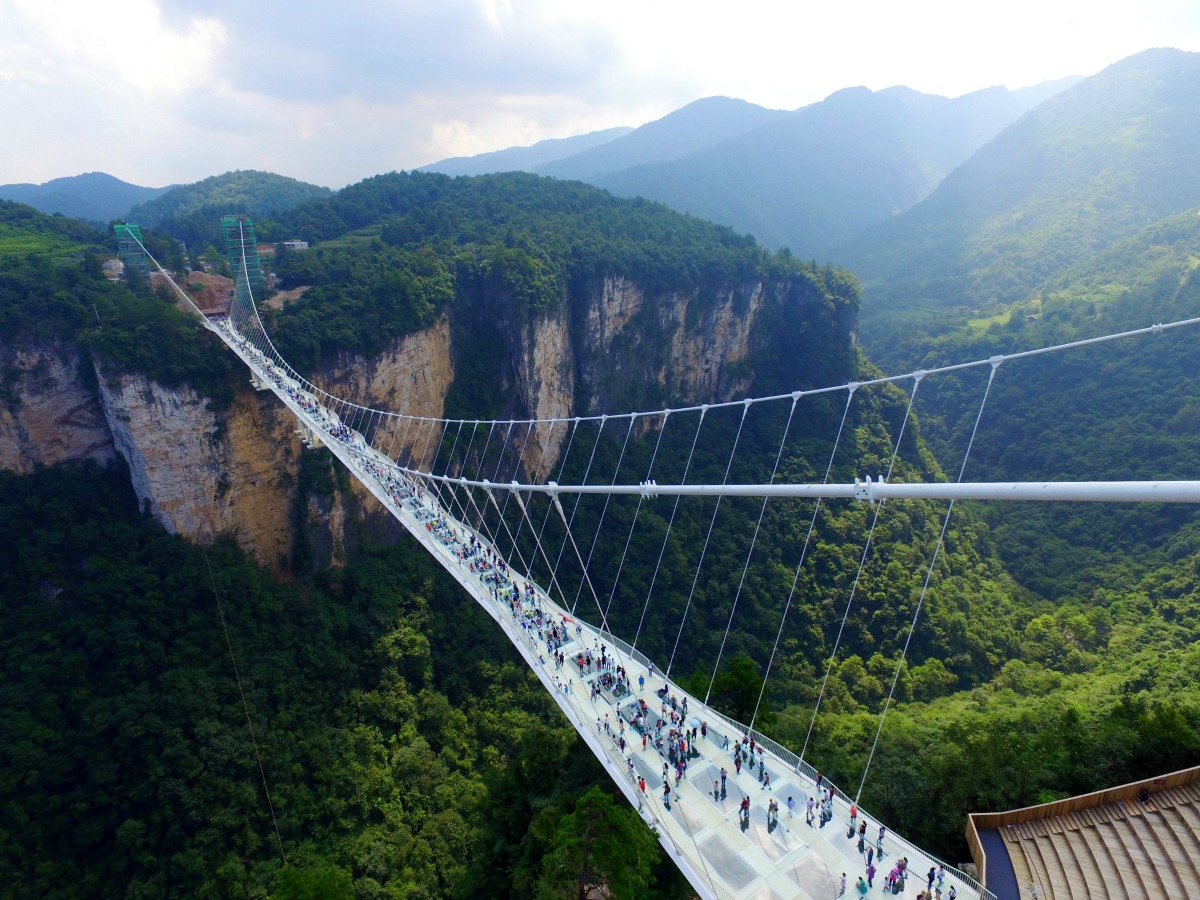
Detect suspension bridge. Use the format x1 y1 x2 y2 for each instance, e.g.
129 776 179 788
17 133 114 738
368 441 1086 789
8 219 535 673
126 222 1200 900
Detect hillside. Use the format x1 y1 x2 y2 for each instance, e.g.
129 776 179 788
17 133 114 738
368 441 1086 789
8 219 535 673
864 207 1200 594
127 169 332 253
593 82 1060 257
4 170 1200 887
840 48 1200 333
0 172 172 223
422 81 1073 260
534 96 790 181
420 125 633 176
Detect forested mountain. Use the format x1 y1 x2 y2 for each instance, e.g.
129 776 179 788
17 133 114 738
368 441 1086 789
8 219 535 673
243 171 1200 859
422 81 1073 259
4 154 1200 897
833 47 1200 600
0 171 172 223
840 48 1200 332
592 82 1067 258
420 126 633 176
127 169 332 253
533 96 790 181
0 462 679 898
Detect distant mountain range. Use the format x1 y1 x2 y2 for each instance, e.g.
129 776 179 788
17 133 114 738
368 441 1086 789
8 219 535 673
0 172 174 224
421 81 1077 258
836 47 1200 334
128 169 332 250
425 126 634 177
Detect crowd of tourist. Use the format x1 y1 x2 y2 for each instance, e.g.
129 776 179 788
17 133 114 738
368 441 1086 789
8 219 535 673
209 313 965 900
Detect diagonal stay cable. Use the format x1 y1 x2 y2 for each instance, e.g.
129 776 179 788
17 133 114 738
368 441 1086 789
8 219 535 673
800 375 923 762
610 412 670 644
748 386 857 733
531 419 578 606
639 407 707 673
856 361 1001 802
704 394 800 705
550 417 607 608
507 420 555 556
668 401 750 679
570 413 636 616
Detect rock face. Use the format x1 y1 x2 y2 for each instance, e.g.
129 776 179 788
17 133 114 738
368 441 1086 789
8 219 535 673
94 363 300 565
324 316 455 471
0 345 115 473
576 275 763 411
2 268 852 569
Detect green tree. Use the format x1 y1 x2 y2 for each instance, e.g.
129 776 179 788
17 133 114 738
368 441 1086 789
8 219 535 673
537 786 658 900
273 863 353 900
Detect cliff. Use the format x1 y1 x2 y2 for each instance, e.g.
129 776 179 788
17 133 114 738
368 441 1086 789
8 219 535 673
0 344 115 473
0 265 853 569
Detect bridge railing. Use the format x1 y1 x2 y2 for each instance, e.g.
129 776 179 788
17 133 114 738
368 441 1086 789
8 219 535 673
695 708 994 899
480 545 740 900
210 310 991 900
586 627 993 898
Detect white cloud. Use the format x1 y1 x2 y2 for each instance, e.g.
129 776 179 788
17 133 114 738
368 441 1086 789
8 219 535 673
2 0 222 95
2 0 1200 187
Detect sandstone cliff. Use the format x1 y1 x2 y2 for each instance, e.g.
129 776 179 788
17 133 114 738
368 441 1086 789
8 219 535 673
0 344 115 473
1 266 851 570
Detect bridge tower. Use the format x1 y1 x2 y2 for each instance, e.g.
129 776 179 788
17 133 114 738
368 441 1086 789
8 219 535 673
220 215 265 296
114 223 150 277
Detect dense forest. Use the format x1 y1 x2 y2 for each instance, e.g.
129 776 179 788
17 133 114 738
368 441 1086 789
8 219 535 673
0 462 681 898
127 170 332 262
264 170 794 376
4 106 1200 896
0 200 236 403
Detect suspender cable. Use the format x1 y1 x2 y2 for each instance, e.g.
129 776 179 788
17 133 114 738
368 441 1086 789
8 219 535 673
570 413 636 615
671 401 750 680
550 490 627 670
416 418 453 516
509 485 579 643
533 419 580 595
800 375 922 763
458 421 507 553
553 416 607 612
495 422 534 569
394 415 414 465
485 484 535 596
856 361 1000 802
611 412 670 641
513 421 578 608
705 394 799 705
641 407 707 672
749 387 856 734
507 420 555 565
437 420 473 527
485 422 516 554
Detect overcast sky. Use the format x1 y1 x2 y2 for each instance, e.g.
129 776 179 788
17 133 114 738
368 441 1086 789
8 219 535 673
3 0 1199 189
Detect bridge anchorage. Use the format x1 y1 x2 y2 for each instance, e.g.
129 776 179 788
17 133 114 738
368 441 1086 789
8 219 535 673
124 220 1200 900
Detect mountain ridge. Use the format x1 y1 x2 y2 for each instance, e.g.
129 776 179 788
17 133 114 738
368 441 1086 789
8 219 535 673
420 80 1076 259
0 172 174 223
838 47 1200 329
420 126 634 176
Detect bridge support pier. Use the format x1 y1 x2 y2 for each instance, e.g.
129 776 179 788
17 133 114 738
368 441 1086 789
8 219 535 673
250 372 271 392
295 421 323 449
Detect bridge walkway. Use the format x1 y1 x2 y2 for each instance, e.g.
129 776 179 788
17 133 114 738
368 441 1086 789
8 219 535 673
208 315 985 900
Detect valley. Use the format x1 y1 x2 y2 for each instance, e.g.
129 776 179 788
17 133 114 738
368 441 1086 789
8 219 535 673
3 46 1200 900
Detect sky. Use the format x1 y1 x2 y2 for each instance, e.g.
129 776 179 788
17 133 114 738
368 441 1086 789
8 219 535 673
2 0 1200 189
